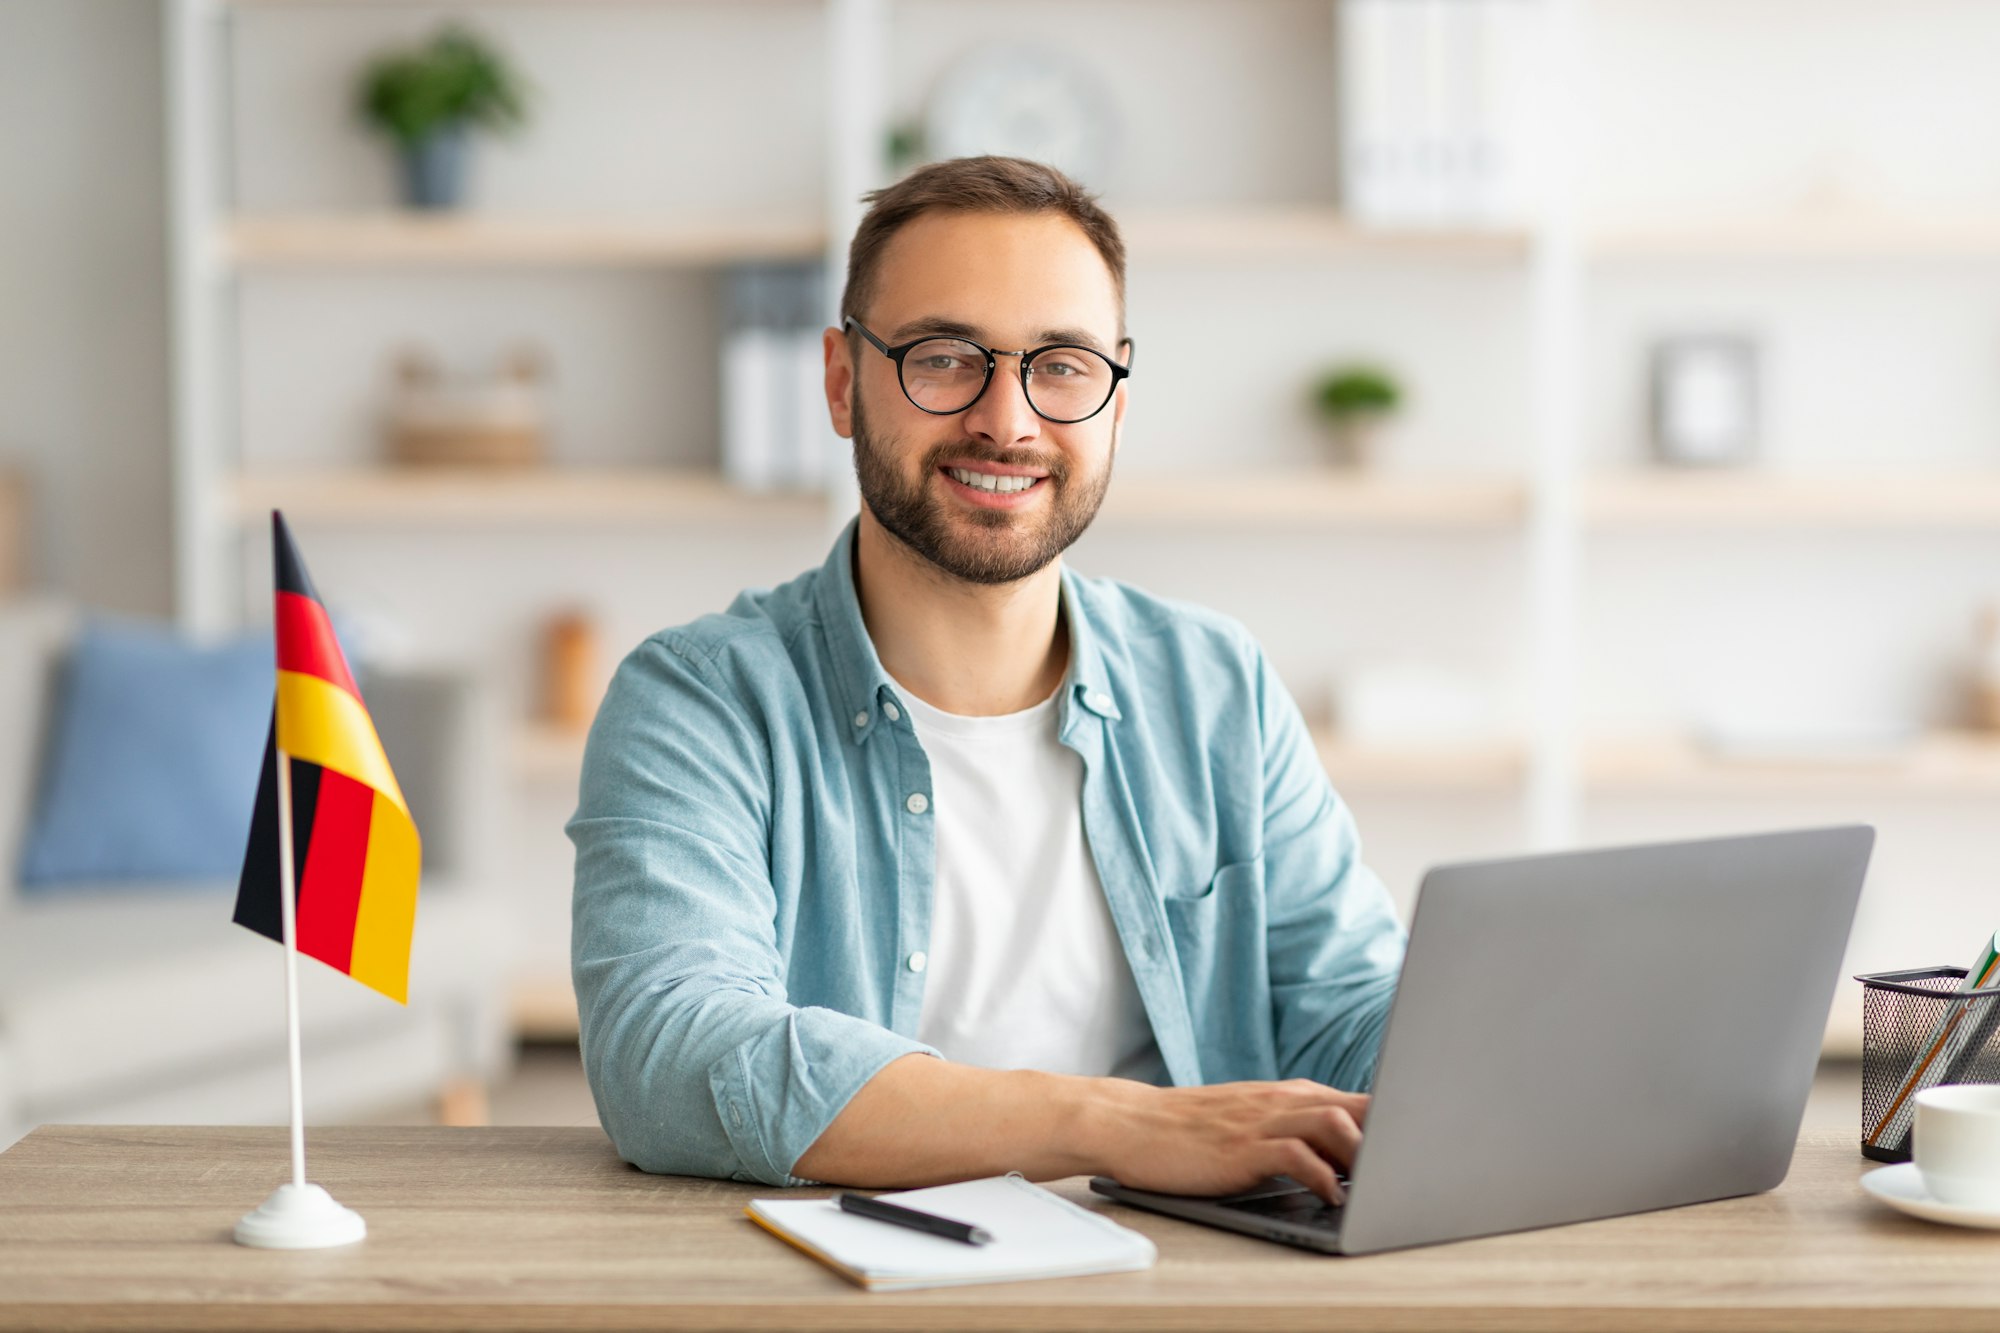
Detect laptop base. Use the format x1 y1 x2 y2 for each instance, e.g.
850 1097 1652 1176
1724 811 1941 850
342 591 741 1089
1089 1177 1346 1254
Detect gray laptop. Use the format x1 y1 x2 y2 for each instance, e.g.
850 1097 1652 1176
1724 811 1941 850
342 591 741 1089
1091 824 1875 1255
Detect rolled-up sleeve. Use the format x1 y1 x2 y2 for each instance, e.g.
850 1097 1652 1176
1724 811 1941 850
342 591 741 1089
1253 648 1409 1093
568 636 935 1185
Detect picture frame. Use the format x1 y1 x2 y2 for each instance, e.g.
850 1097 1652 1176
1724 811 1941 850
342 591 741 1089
1648 334 1760 467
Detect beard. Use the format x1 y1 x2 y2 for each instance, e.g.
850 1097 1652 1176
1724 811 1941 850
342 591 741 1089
850 390 1113 586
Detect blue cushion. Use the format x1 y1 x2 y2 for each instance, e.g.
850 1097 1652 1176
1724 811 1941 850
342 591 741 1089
18 616 277 888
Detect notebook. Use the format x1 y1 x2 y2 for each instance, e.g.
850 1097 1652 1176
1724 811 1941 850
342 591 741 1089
745 1173 1157 1292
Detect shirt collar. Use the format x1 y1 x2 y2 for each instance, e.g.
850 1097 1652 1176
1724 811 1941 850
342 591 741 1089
1055 561 1123 737
813 517 1121 747
813 518 897 746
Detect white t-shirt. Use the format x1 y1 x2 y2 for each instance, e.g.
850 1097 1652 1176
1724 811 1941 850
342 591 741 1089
905 686 1168 1083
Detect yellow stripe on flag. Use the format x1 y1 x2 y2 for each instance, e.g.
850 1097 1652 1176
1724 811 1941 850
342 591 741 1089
349 790 422 1004
275 669 410 815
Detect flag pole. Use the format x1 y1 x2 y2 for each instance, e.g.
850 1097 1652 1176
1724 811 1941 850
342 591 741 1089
233 748 367 1248
276 749 307 1190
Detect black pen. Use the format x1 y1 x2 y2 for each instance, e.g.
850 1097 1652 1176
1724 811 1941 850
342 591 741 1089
835 1192 994 1245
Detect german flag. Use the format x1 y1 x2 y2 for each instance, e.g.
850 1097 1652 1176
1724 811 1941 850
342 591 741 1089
234 512 422 1003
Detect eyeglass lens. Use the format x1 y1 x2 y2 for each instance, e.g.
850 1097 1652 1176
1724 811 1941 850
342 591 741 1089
901 338 1116 422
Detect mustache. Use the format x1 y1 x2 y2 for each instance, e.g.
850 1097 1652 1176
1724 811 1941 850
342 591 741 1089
923 444 1068 481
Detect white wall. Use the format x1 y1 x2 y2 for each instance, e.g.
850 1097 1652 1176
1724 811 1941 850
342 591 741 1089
0 0 173 615
1580 0 2000 228
12 0 2000 1044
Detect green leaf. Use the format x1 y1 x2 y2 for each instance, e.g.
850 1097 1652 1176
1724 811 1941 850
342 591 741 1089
356 23 531 147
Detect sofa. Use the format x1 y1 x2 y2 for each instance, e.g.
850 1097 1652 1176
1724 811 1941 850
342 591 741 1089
0 599 517 1148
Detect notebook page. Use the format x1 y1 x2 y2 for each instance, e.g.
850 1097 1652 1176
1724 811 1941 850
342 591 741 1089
747 1174 1156 1290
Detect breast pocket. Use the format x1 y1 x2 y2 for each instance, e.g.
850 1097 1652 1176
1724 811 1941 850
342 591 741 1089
1161 857 1268 997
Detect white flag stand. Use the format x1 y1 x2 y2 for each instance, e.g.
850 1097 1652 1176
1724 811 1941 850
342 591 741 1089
234 751 367 1249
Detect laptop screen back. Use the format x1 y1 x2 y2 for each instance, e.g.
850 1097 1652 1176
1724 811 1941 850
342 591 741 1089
1338 824 1873 1256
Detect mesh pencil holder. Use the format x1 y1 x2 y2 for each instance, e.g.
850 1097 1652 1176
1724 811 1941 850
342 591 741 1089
1856 966 2000 1163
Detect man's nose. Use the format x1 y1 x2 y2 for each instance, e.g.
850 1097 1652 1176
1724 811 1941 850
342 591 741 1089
959 357 1042 448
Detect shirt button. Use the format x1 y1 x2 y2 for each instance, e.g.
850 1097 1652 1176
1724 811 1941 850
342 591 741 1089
907 951 928 973
853 711 870 729
905 792 929 815
883 702 901 722
1088 691 1112 712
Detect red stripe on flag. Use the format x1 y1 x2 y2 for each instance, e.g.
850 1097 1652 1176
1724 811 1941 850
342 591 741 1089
295 766 374 975
275 590 362 701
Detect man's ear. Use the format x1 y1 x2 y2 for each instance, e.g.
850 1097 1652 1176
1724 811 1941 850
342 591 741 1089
1108 379 1129 460
823 326 855 439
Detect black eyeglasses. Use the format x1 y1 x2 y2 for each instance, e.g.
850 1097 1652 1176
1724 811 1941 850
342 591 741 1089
845 318 1133 424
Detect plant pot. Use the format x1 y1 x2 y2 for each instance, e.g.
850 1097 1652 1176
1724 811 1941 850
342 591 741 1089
398 122 471 210
1322 414 1389 469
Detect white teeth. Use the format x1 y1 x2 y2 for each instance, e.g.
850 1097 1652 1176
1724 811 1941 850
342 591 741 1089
948 467 1037 494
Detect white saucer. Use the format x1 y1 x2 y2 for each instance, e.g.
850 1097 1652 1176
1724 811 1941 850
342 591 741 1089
1860 1162 2000 1230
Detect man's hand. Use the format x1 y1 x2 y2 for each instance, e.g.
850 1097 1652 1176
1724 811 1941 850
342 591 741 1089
794 1056 1366 1204
1085 1077 1365 1203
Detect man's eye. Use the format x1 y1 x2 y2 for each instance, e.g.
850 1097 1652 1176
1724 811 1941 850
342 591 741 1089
1035 356 1093 377
918 356 966 371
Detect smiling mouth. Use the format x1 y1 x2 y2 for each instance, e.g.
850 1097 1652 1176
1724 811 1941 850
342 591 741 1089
939 465 1046 495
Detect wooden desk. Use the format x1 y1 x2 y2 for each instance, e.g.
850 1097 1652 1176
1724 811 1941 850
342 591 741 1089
2 1126 1997 1331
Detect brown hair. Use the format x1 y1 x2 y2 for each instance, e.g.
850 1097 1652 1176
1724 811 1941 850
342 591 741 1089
839 156 1127 338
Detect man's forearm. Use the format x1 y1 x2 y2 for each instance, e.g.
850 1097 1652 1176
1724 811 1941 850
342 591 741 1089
792 1054 1369 1202
792 1053 1121 1186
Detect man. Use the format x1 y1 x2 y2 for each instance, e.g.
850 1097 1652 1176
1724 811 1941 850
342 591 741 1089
569 156 1406 1205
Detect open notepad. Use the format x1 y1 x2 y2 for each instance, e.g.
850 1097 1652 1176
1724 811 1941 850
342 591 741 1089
745 1173 1157 1292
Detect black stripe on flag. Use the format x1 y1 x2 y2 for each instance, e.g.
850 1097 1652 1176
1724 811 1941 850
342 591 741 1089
272 510 323 603
233 710 326 946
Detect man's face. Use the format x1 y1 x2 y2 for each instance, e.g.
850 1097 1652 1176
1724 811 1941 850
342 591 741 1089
834 210 1128 587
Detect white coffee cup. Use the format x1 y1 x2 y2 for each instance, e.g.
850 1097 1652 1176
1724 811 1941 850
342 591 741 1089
1913 1084 2000 1209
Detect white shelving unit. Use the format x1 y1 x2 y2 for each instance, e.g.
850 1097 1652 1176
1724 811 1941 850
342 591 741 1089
165 0 2000 1048
163 0 1584 825
0 470 25 595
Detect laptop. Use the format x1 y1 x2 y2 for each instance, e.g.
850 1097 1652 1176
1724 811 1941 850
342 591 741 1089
1090 824 1875 1255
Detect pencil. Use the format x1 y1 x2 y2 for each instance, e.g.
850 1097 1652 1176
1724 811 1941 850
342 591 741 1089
1865 933 2000 1150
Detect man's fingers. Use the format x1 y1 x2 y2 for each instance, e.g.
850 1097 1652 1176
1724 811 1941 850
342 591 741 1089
1268 1139 1345 1205
1267 1105 1362 1174
1269 1080 1369 1126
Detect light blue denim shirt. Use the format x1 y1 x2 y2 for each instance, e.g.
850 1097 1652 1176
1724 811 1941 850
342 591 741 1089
569 518 1408 1185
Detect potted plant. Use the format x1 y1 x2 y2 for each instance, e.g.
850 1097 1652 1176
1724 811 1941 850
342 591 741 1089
1311 364 1403 468
357 24 529 210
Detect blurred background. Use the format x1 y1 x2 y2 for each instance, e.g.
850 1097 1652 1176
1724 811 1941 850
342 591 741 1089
5 0 2000 1145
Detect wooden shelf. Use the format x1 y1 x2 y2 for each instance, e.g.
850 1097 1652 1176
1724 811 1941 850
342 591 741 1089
1122 207 1532 262
527 722 2000 798
1314 732 1529 792
522 720 1528 792
510 976 580 1043
231 467 1530 531
1591 216 2000 261
231 467 828 526
1586 731 2000 795
233 0 766 5
1586 470 2000 529
1101 471 1528 529
224 214 827 268
220 209 1531 269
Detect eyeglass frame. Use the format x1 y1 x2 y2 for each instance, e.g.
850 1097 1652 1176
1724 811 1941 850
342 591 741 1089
843 317 1135 424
